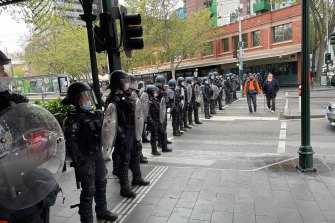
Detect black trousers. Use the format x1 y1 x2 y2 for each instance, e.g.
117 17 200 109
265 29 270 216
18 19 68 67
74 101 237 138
247 94 257 113
171 108 180 133
266 96 276 111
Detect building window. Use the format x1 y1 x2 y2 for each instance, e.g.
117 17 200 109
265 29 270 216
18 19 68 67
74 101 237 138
252 31 260 47
222 38 229 52
273 23 292 43
203 42 214 56
233 34 248 50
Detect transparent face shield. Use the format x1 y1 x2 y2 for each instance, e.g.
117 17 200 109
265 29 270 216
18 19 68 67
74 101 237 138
0 61 13 91
120 76 130 91
77 90 97 110
130 79 137 90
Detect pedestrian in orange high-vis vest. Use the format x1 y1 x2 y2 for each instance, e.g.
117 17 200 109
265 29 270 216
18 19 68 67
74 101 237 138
243 73 261 114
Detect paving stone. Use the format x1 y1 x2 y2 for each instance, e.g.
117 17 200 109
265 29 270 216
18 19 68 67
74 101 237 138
50 216 67 223
254 196 277 217
211 211 233 223
146 216 168 223
188 178 205 186
184 184 202 192
322 210 335 221
289 184 314 201
255 215 279 223
306 180 330 193
191 169 208 179
234 188 254 205
151 197 178 217
276 207 303 223
233 203 255 223
125 204 155 223
269 178 290 192
175 199 197 209
272 191 297 208
190 200 214 221
180 191 199 201
296 200 326 221
214 196 234 212
198 190 217 202
167 208 192 223
140 195 162 206
221 170 237 182
188 220 209 223
316 200 335 211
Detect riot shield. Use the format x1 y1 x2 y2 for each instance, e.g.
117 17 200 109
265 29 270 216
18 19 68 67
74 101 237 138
186 84 193 104
139 88 144 97
140 92 149 120
131 91 138 100
180 87 185 109
134 99 144 141
211 84 220 99
159 97 167 124
195 84 201 102
0 103 65 211
101 103 117 159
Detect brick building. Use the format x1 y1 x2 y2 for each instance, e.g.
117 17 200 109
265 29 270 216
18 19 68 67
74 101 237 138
134 3 302 86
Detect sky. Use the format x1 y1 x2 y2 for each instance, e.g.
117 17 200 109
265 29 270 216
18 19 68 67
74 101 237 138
0 10 29 53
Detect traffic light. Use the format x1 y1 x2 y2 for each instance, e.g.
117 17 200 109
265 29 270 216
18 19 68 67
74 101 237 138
325 53 332 65
330 31 335 45
120 13 144 58
233 50 237 58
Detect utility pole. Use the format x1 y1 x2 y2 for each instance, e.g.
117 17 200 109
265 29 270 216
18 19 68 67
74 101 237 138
297 0 315 172
237 1 244 96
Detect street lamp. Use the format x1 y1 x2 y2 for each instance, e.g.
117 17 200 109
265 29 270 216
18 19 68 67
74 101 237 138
236 2 244 97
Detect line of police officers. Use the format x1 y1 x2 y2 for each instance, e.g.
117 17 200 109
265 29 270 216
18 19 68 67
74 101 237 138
0 46 240 223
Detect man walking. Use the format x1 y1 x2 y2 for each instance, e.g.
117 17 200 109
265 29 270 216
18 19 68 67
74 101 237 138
243 73 261 114
262 72 280 113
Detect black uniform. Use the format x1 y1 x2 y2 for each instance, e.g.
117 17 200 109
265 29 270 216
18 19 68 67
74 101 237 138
147 95 161 155
156 86 171 150
182 85 191 128
63 109 117 223
224 79 233 104
105 93 149 198
213 78 223 110
171 87 182 135
192 82 202 124
176 85 186 131
187 83 195 125
202 82 213 119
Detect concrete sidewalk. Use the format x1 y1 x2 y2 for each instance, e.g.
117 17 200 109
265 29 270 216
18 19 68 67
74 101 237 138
51 155 335 223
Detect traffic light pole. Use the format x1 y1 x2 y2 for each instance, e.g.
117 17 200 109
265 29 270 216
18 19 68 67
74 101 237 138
80 0 102 109
297 0 315 172
101 0 122 72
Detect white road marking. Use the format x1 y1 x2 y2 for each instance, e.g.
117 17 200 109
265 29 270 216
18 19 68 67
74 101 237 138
279 130 287 139
285 99 289 110
277 141 286 154
113 166 169 222
205 116 279 121
285 92 289 97
281 122 287 129
252 157 297 171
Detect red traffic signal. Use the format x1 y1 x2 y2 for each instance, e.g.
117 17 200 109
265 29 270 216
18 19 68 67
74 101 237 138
120 13 144 58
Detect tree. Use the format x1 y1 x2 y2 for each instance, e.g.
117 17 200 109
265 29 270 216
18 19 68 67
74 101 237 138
125 0 213 79
24 23 107 81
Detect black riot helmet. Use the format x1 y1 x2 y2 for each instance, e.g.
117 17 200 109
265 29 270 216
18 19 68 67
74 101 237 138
61 82 97 110
129 74 137 90
185 77 192 84
213 71 219 77
138 81 145 90
146 85 158 97
107 70 130 92
168 79 177 89
203 77 209 85
155 75 166 87
177 77 185 86
208 72 214 80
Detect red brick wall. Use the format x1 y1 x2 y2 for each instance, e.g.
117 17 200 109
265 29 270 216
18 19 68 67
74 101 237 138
186 0 206 15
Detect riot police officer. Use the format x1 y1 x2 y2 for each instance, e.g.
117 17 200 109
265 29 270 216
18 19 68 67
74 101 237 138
185 77 195 126
208 73 217 114
177 77 191 131
213 72 224 110
202 77 213 119
147 85 172 155
224 75 233 104
105 70 150 199
62 82 118 223
168 79 183 136
0 51 63 223
192 77 203 124
155 75 173 147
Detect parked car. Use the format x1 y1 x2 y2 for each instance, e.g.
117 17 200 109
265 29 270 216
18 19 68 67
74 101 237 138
326 99 335 126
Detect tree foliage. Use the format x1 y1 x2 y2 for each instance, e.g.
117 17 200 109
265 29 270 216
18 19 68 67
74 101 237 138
124 0 213 79
24 23 106 80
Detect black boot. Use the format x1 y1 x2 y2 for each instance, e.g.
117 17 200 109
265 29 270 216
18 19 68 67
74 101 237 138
151 140 161 155
184 124 192 129
140 154 148 163
130 152 150 186
173 132 182 136
194 109 203 124
142 136 150 143
119 155 136 198
79 176 94 223
112 151 120 176
95 178 118 222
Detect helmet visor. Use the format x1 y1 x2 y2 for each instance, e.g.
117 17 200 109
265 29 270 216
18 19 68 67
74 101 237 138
120 76 130 91
77 90 97 110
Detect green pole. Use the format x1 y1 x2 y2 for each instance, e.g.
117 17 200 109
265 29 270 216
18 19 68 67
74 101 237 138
297 0 316 172
80 0 102 109
101 0 122 72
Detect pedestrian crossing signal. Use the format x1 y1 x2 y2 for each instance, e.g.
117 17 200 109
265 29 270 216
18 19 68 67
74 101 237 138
330 31 335 45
